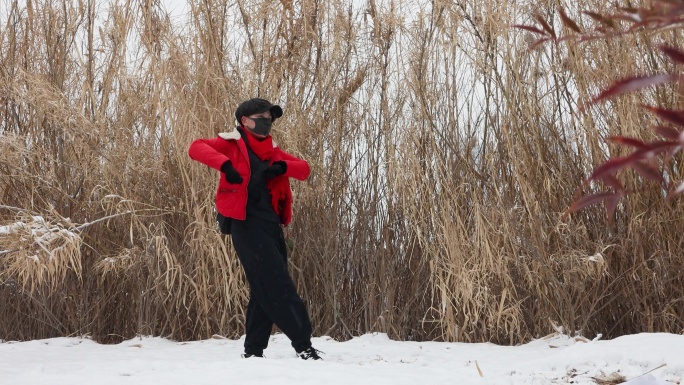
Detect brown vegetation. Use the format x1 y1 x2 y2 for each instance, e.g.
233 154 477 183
1 0 683 344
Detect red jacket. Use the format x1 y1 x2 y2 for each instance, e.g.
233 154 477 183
188 130 310 225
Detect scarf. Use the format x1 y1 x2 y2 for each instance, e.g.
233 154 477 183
242 128 292 224
243 129 274 161
269 177 291 224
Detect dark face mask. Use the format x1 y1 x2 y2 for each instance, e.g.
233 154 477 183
250 118 272 136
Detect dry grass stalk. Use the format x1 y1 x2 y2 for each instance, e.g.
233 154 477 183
0 213 82 293
0 0 682 343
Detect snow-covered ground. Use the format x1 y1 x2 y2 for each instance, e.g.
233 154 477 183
0 332 682 385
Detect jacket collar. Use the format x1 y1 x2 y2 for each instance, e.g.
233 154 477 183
218 130 241 141
219 128 278 148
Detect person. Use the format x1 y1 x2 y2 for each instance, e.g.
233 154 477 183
188 98 321 360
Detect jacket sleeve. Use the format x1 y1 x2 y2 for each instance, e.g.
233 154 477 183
279 151 310 181
188 137 231 171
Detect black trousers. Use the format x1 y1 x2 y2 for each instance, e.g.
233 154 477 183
230 216 312 354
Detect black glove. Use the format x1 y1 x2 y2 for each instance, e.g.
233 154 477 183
264 161 287 180
220 160 243 184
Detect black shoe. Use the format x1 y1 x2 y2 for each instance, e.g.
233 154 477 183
241 352 264 358
297 347 323 360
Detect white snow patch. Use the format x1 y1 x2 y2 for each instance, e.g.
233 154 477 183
0 332 681 385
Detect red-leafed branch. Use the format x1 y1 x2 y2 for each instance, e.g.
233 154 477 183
515 1 684 220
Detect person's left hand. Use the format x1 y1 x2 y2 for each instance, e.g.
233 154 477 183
265 161 287 180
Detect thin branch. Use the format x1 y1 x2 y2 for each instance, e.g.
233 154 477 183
73 211 134 231
0 205 26 212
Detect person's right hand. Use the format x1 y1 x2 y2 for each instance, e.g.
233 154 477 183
220 161 243 184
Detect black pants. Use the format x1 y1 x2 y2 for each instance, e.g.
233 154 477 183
230 216 312 354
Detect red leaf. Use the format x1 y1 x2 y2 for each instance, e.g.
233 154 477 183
533 13 557 39
514 24 549 36
557 6 581 33
588 152 646 181
643 105 684 127
613 13 642 24
557 35 578 44
652 125 683 141
632 140 681 159
601 174 625 192
591 74 674 104
608 136 648 149
660 46 684 65
565 192 622 215
529 37 551 50
632 141 682 167
632 161 665 184
584 11 617 28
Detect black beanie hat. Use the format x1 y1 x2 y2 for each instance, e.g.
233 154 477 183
235 98 283 125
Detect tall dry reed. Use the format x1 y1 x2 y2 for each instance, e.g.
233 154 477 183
0 0 682 344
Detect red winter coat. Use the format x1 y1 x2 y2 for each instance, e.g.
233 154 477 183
188 130 310 225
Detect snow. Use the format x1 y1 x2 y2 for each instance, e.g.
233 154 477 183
0 223 18 235
0 332 682 385
0 217 77 240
